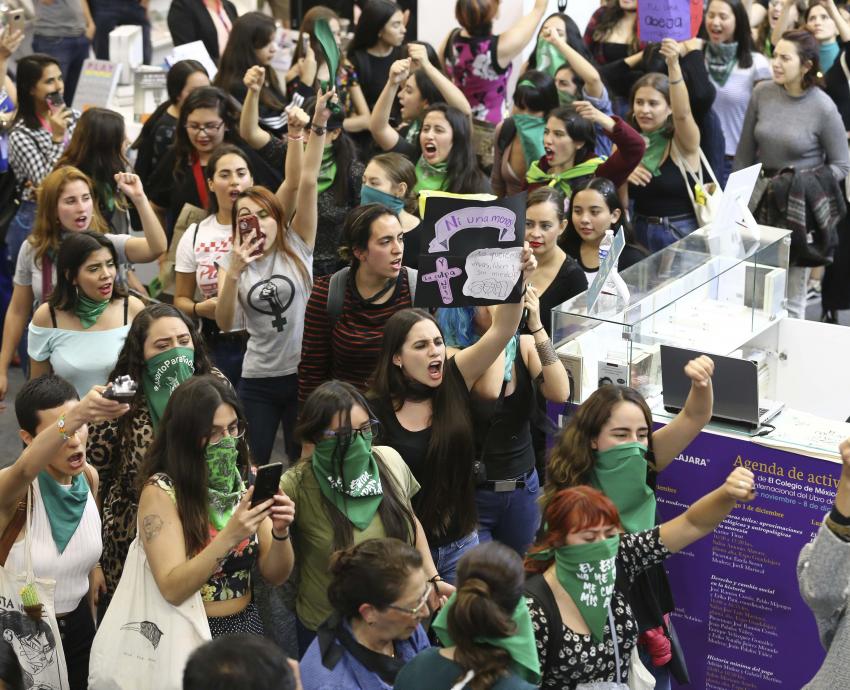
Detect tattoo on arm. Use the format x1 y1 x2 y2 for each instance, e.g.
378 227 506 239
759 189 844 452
142 515 164 542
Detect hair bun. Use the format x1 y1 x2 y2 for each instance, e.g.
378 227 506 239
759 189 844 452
458 577 490 598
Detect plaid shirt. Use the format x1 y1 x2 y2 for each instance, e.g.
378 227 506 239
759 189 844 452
8 111 79 201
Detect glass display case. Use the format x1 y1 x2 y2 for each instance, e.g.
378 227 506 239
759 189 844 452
553 224 791 404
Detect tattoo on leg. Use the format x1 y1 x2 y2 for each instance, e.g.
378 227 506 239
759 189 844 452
142 515 164 542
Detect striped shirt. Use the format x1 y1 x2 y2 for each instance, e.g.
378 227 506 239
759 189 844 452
298 269 414 404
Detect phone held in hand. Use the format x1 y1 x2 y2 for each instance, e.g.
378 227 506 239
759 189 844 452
251 463 283 507
237 214 263 256
45 91 65 110
5 9 24 34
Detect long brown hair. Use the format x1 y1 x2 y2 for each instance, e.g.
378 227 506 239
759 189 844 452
591 0 640 54
543 385 654 509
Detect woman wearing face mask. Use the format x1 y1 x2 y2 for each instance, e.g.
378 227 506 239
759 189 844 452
282 381 450 655
370 42 472 162
542 360 715 689
360 153 421 268
86 304 217 604
299 538 432 689
138 374 295 636
525 476 755 689
0 167 166 407
28 233 144 397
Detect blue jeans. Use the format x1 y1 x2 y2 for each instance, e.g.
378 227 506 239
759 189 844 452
92 2 151 64
6 200 35 277
238 373 299 464
475 468 541 556
429 530 479 585
31 34 90 104
208 335 245 389
633 213 699 253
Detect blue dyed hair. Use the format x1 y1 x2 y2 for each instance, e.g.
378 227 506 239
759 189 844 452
436 307 480 348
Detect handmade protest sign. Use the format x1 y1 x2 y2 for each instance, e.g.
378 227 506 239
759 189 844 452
415 192 526 308
637 0 701 43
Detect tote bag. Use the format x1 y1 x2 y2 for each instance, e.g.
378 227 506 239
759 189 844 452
672 142 722 227
88 535 211 690
0 490 69 690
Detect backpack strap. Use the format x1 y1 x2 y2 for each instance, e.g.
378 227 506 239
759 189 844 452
326 266 350 331
524 574 563 680
0 499 26 567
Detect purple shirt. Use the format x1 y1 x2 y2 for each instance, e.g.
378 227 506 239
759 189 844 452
445 32 512 124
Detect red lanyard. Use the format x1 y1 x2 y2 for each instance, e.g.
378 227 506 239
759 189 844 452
192 155 209 210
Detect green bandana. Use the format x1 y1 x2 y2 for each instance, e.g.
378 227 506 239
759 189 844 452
528 536 620 642
311 431 383 530
142 347 195 431
433 594 541 684
205 436 243 532
512 114 546 168
526 156 605 197
534 39 568 78
590 442 656 534
404 119 421 145
315 19 340 85
37 471 89 553
414 157 449 194
75 292 109 329
640 128 669 177
317 145 337 194
705 41 738 87
558 89 577 106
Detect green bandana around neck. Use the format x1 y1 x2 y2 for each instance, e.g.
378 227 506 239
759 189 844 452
75 292 110 329
526 156 605 197
558 89 577 106
705 41 738 87
142 347 195 431
590 442 656 533
534 39 568 78
205 436 243 532
820 41 840 73
414 157 449 194
317 145 337 194
639 128 669 177
38 471 89 553
528 536 620 642
360 184 405 214
311 431 383 530
512 113 546 168
433 593 541 684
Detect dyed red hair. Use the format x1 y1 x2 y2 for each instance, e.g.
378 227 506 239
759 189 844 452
525 486 622 574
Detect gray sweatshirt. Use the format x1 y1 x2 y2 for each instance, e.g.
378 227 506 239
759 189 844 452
734 81 850 181
798 518 850 689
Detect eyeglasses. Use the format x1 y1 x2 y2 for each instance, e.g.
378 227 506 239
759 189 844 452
387 582 433 617
209 421 246 445
185 121 225 135
322 419 380 442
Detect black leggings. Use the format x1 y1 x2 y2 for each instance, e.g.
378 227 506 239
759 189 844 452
57 597 95 690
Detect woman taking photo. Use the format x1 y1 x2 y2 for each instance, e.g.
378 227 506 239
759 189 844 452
87 303 217 601
0 168 166 405
299 538 432 689
28 232 145 397
138 375 295 636
282 380 451 655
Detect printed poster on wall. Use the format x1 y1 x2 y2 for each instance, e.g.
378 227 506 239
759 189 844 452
414 192 526 309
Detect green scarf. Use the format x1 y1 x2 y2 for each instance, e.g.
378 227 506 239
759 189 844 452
558 89 577 106
433 594 541 684
315 19 340 87
414 157 449 194
405 119 421 146
317 146 337 194
590 442 657 534
820 41 840 73
534 39 568 78
142 347 195 431
528 536 620 642
640 128 669 177
705 41 738 87
311 431 383 530
526 156 605 197
38 471 89 553
512 114 545 168
205 436 243 532
75 292 109 329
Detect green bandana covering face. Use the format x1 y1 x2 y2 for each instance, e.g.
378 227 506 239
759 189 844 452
205 436 243 532
433 594 541 684
526 156 606 197
360 185 405 214
311 431 383 530
75 292 109 329
512 113 546 167
558 89 577 106
142 347 195 431
38 471 89 553
705 41 738 87
639 128 669 177
317 145 337 194
590 442 656 534
414 157 449 194
534 39 568 79
528 536 620 642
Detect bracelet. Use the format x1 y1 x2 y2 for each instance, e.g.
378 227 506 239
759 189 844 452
669 77 684 85
311 123 327 136
428 574 442 584
535 338 559 367
287 134 304 142
529 326 545 335
57 413 72 441
272 529 290 541
93 563 102 569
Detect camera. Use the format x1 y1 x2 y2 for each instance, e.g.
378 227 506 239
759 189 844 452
103 375 138 402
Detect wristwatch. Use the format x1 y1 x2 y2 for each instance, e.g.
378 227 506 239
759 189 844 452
311 123 327 136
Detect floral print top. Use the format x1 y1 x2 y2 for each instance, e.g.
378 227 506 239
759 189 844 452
444 31 511 124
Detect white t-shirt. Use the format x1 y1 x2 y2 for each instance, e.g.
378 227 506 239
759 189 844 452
710 51 771 156
218 231 313 378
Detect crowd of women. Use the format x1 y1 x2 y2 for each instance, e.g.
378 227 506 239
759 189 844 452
0 0 848 688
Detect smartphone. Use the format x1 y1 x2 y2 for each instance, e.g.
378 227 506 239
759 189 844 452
238 214 260 244
251 462 283 507
45 91 65 110
5 10 24 34
301 34 310 54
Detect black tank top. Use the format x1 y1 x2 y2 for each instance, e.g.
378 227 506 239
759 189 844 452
630 153 695 218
